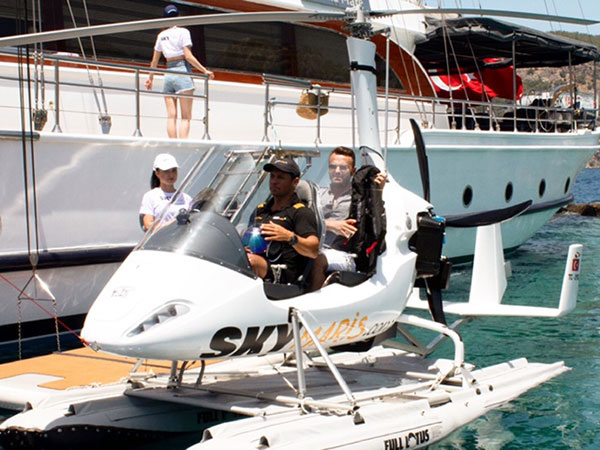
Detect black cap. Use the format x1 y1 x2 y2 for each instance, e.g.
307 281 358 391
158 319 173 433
164 4 179 17
264 158 300 178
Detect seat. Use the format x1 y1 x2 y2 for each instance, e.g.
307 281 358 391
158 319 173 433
295 179 326 246
325 270 369 287
263 180 325 301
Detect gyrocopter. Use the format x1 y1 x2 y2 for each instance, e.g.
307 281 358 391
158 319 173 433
71 4 584 449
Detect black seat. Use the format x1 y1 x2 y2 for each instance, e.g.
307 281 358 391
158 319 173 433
263 180 324 301
325 270 369 287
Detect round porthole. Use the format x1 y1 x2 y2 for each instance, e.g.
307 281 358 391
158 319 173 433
539 179 546 197
564 177 571 194
504 182 513 202
462 185 473 207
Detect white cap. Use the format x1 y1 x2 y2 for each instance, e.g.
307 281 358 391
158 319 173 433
153 153 179 171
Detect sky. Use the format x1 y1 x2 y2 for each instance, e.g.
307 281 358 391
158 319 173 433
422 0 600 35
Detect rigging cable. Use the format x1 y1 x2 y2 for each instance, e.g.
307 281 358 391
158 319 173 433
64 0 110 126
383 32 390 163
31 0 47 130
384 0 427 124
13 0 62 357
0 273 88 347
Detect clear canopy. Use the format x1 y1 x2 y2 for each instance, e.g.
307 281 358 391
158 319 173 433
137 145 325 278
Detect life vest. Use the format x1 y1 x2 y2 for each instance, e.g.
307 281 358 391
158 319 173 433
346 165 387 276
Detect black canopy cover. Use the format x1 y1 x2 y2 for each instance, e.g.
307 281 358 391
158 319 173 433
414 17 600 74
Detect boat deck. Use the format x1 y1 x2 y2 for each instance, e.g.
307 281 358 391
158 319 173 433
0 347 179 391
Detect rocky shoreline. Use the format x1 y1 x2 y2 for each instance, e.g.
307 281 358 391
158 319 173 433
559 202 600 217
587 151 600 169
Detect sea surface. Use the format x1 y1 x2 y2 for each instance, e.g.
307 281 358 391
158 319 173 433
1 169 599 449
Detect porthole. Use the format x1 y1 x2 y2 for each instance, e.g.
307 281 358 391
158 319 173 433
462 185 473 207
564 177 571 194
539 179 546 197
504 182 513 202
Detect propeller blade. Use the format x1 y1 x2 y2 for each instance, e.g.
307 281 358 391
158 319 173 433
409 119 430 203
369 8 599 26
425 280 447 325
445 200 532 228
0 11 344 48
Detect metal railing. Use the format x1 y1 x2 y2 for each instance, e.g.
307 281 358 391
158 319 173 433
0 51 210 138
260 74 598 143
2 50 596 141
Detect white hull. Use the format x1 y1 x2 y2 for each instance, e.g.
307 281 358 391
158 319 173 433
0 346 568 449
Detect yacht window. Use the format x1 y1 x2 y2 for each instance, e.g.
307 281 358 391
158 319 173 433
504 182 513 202
564 177 571 194
204 22 289 75
23 0 403 88
539 179 546 197
462 185 473 207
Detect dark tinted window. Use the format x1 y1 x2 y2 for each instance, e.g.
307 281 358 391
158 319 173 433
21 0 402 88
141 211 254 278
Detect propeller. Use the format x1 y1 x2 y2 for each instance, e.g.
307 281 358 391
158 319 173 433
368 8 599 25
409 118 430 203
409 118 447 324
409 119 534 325
1 5 595 49
0 11 345 48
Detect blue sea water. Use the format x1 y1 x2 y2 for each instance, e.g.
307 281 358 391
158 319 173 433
1 170 599 449
432 168 600 449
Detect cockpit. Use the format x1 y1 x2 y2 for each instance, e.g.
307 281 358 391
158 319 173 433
137 145 336 298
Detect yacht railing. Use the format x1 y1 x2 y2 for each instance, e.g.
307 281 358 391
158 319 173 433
262 74 598 142
2 50 596 140
0 50 210 138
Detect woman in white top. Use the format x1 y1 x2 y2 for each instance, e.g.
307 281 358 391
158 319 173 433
139 153 192 231
144 4 214 139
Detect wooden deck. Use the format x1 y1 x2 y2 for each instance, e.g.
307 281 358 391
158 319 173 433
0 347 198 390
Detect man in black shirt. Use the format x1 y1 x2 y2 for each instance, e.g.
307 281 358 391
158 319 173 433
247 158 319 284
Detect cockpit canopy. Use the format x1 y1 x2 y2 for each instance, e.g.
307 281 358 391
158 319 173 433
138 145 323 279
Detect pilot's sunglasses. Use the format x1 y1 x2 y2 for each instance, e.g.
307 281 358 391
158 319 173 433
329 164 350 171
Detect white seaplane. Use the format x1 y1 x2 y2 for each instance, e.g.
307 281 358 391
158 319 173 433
0 4 587 449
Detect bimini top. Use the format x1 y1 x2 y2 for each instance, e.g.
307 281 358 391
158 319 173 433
414 17 600 74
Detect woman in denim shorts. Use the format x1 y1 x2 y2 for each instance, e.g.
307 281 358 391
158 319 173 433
145 4 214 138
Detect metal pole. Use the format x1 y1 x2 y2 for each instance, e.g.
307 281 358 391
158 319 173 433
395 96 401 144
293 308 356 406
203 76 210 139
51 59 62 132
262 82 270 141
512 40 517 132
594 61 598 125
568 52 575 129
351 78 356 149
133 69 142 136
384 34 390 163
315 85 322 144
290 309 306 400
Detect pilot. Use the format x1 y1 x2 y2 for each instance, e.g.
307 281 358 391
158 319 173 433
307 146 386 291
247 158 319 284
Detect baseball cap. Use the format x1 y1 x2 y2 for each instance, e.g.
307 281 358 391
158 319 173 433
164 4 179 17
264 158 300 178
153 153 179 171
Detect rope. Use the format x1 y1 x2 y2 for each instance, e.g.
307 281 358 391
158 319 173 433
0 273 89 346
36 0 46 108
384 0 426 122
81 0 109 115
64 0 108 117
13 0 72 354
